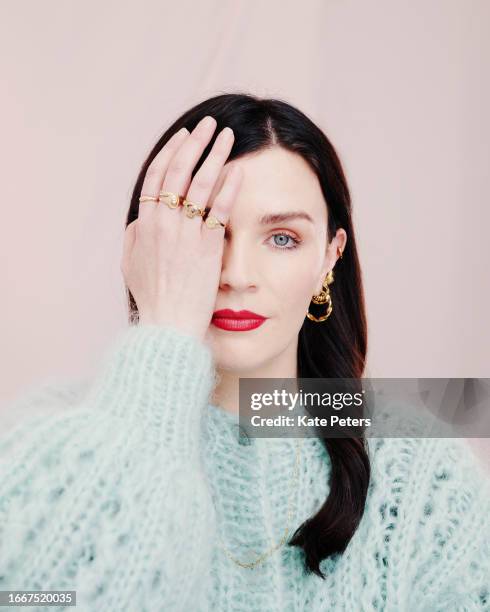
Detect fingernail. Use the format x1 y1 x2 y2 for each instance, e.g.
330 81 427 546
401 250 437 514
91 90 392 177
201 115 216 129
221 127 234 140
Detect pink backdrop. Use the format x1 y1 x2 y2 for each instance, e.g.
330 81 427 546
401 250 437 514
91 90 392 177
1 0 488 466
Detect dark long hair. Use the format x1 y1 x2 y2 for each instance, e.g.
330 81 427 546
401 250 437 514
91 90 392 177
124 93 370 579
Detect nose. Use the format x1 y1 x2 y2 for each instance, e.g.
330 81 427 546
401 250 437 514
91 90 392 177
219 235 257 293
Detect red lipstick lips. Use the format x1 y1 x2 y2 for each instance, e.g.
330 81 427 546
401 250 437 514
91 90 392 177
212 309 267 332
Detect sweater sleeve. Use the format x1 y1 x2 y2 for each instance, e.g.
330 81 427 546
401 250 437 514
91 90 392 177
406 437 490 611
0 323 218 612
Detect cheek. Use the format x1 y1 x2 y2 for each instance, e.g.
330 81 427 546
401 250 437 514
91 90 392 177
265 251 319 308
267 267 317 319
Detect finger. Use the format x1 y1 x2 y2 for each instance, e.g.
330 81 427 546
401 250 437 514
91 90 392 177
158 115 217 233
182 126 234 236
202 164 243 244
138 127 189 223
121 219 137 279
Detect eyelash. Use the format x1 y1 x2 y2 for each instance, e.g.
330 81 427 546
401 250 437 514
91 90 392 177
223 231 301 250
268 232 301 251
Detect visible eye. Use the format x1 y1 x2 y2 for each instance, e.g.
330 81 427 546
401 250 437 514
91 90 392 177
267 232 301 250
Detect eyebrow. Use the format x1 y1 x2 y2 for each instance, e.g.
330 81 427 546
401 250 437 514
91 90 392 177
224 211 314 238
258 211 314 225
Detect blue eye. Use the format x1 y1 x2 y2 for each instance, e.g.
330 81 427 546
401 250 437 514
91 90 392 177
269 232 301 250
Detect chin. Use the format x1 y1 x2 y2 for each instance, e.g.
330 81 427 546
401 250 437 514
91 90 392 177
213 351 267 373
205 326 272 365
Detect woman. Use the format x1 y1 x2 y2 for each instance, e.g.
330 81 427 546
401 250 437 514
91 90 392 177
0 93 488 611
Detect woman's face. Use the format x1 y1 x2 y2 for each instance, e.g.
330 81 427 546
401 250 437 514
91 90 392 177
204 145 346 373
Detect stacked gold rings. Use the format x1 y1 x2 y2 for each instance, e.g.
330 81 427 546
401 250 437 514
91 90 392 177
138 191 226 230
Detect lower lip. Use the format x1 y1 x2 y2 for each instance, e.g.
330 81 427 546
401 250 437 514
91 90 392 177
211 317 266 331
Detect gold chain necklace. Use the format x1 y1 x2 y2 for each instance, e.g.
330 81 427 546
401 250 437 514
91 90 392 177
217 437 305 569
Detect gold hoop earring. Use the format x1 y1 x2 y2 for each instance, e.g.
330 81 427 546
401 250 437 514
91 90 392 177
306 270 334 323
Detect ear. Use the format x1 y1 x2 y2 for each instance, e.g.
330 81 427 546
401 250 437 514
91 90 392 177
314 229 347 294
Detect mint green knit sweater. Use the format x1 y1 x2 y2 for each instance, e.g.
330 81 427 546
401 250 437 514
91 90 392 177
0 324 489 611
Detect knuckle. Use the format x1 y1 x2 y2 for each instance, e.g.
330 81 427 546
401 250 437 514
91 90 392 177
192 173 212 192
125 219 137 237
190 130 208 146
145 163 162 181
167 158 186 177
136 217 155 239
120 258 130 278
135 216 148 232
155 215 170 234
214 137 230 156
210 196 227 214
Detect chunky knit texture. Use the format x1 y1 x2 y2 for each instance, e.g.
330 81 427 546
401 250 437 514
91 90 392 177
0 324 489 611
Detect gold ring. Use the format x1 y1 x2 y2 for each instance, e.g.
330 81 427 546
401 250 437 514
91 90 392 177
139 195 159 203
182 199 206 219
205 214 227 230
159 191 184 209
